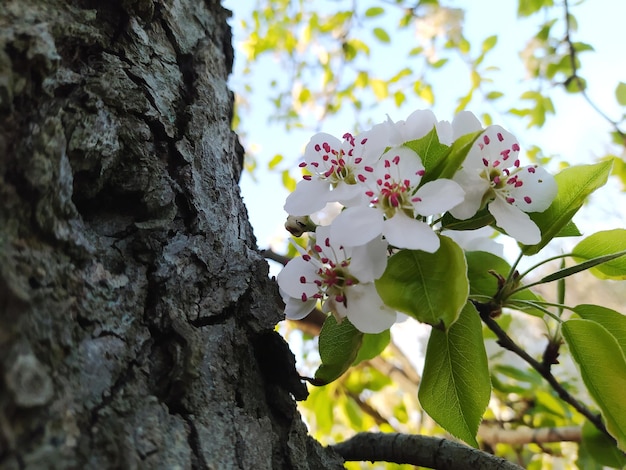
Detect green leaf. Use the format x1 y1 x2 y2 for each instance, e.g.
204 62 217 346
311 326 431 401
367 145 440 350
580 419 626 469
616 82 626 106
364 6 385 17
562 319 626 451
418 303 490 446
574 304 626 354
465 250 545 317
313 316 363 385
536 249 626 284
373 27 390 43
573 229 626 279
556 219 581 237
406 128 483 185
376 236 468 329
403 127 450 175
441 206 494 231
432 129 484 181
521 161 613 255
352 329 391 366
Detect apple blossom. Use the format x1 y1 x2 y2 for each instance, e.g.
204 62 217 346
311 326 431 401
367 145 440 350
449 125 557 245
284 131 381 216
330 146 464 251
277 226 396 334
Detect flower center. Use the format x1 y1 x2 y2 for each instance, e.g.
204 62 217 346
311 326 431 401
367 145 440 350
301 133 368 186
298 239 357 305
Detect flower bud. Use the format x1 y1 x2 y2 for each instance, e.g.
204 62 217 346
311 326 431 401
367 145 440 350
285 215 316 237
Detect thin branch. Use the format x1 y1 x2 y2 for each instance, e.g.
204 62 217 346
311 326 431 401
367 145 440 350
563 0 626 145
330 432 523 470
478 425 580 447
261 248 290 266
472 300 610 440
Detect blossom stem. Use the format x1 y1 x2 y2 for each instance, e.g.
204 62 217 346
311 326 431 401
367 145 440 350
515 252 578 283
504 251 524 287
504 300 563 323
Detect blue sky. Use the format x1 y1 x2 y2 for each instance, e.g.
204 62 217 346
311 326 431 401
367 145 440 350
223 0 626 263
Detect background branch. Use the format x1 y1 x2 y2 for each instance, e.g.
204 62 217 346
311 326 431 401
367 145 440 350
478 425 580 447
330 432 523 470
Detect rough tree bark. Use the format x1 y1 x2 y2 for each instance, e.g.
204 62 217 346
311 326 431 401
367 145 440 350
0 1 344 468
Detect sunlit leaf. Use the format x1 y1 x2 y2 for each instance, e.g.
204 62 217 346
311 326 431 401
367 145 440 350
419 303 490 447
616 82 626 106
573 229 626 279
482 35 498 52
268 153 283 169
562 319 626 451
365 6 385 17
373 27 390 43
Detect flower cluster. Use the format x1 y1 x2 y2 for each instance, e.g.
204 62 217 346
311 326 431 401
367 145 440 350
278 110 558 334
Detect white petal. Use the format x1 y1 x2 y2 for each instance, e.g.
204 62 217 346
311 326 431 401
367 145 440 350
452 111 482 139
359 124 389 163
444 227 504 257
284 179 330 216
449 170 490 219
350 236 389 282
413 179 465 215
283 295 316 321
509 165 558 213
436 120 453 145
344 284 397 334
404 109 437 141
330 206 384 247
304 133 343 166
330 181 368 207
489 197 541 245
465 125 519 169
277 257 320 299
377 147 424 187
383 213 440 252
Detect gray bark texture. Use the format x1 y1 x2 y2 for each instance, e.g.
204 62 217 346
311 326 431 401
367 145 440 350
0 1 343 469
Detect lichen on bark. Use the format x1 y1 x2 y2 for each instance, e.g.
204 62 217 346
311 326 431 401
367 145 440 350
0 1 342 468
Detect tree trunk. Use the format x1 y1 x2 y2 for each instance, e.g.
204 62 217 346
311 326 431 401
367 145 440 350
0 1 343 468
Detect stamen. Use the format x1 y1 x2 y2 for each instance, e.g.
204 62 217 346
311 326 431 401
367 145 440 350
524 196 532 203
483 135 490 145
